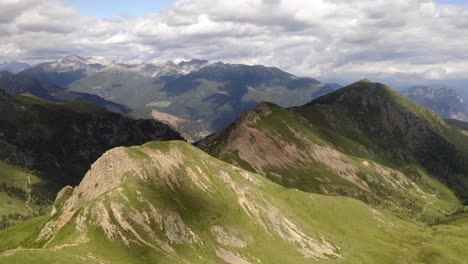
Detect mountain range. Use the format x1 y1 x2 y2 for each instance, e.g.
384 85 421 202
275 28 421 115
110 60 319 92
0 61 31 74
0 80 467 263
20 55 338 140
401 86 468 122
1 53 468 263
0 72 129 114
198 80 468 220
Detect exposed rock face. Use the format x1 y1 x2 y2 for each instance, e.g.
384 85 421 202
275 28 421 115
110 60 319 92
198 81 468 216
300 82 463 189
0 90 184 189
33 141 342 263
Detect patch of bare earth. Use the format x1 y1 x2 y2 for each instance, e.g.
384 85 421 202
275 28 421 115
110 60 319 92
216 247 252 264
151 110 186 127
218 114 369 191
219 170 341 260
211 225 247 248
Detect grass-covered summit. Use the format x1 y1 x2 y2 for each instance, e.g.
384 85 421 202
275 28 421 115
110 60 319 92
0 90 183 228
198 80 468 221
1 140 467 263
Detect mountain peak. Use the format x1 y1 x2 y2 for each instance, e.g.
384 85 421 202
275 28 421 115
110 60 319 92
401 86 468 121
0 60 31 73
32 140 343 262
302 80 395 108
60 54 88 63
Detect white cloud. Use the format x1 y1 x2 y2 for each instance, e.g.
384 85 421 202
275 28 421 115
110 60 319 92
1 0 468 85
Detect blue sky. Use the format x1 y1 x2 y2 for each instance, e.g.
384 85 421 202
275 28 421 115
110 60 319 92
66 0 467 18
65 0 174 18
437 0 468 5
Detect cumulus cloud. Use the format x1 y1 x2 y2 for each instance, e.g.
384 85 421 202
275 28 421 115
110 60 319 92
1 0 468 85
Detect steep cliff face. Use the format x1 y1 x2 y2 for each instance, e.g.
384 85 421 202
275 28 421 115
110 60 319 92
0 90 183 189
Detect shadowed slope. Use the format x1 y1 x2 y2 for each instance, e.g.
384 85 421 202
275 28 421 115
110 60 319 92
1 141 467 263
198 81 468 221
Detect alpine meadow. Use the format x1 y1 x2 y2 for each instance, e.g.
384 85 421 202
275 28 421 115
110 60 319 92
1 0 468 263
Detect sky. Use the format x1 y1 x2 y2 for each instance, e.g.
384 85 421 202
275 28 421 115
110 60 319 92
1 0 468 88
437 0 468 5
64 0 174 18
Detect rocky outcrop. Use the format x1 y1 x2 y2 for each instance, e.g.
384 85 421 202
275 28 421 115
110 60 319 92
198 81 468 216
0 91 184 189
33 141 342 263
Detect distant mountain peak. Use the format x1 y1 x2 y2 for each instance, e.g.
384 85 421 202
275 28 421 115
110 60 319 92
0 60 31 74
401 85 468 121
34 55 107 73
60 54 87 63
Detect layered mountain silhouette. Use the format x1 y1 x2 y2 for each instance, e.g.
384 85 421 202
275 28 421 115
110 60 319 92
199 80 468 218
0 73 130 114
1 61 468 263
0 90 183 227
0 90 183 187
21 55 338 140
401 86 468 122
0 61 31 74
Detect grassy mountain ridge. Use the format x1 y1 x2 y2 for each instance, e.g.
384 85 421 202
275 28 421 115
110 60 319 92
1 141 467 263
198 81 468 221
0 161 50 229
446 119 468 131
0 90 183 227
0 90 183 187
296 81 468 202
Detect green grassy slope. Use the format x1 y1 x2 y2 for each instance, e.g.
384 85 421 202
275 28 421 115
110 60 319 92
198 81 468 222
0 90 182 187
0 90 182 228
296 81 468 203
0 161 51 228
0 141 467 263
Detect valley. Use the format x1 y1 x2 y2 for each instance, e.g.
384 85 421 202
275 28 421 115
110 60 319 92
0 89 182 228
2 0 468 262
1 59 468 264
20 55 338 141
198 81 468 222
